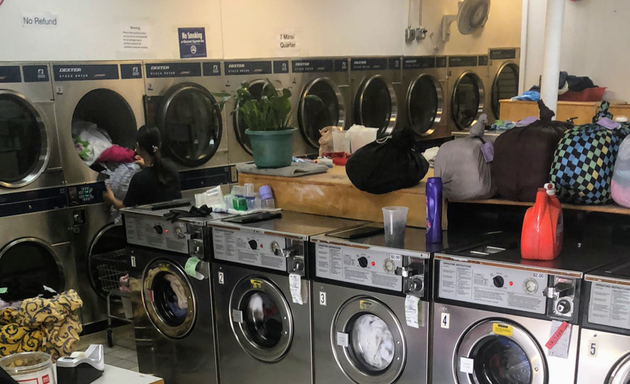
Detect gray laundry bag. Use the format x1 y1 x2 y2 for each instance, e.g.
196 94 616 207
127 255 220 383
434 115 496 200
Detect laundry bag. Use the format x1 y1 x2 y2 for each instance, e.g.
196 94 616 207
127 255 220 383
492 100 571 202
434 114 495 200
550 102 630 204
611 136 630 207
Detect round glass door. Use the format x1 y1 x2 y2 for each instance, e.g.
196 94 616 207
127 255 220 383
72 89 137 171
607 353 630 384
229 276 293 363
298 77 346 148
331 297 405 384
354 75 397 136
159 83 223 167
142 260 196 339
234 80 268 155
455 319 547 384
407 74 443 136
0 238 65 293
88 223 127 299
451 72 485 130
491 63 519 120
0 91 49 188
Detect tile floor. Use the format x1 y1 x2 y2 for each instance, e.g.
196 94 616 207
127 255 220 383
76 324 139 372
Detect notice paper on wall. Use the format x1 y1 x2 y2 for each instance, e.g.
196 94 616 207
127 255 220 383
179 27 207 59
119 19 152 53
22 13 58 27
275 29 301 57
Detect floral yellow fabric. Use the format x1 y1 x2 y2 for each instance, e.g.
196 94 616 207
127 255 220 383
0 290 83 361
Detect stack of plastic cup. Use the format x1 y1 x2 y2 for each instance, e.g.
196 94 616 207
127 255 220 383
260 185 275 209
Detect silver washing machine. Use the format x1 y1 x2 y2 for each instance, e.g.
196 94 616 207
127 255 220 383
577 258 630 384
52 61 145 186
124 203 224 384
143 61 234 194
0 63 64 194
209 211 365 384
0 191 76 297
289 58 350 153
65 181 127 329
400 56 449 140
350 57 401 136
447 55 486 132
310 225 441 384
222 59 294 163
487 48 521 122
432 239 622 384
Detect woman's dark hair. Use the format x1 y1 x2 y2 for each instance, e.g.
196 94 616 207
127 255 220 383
137 126 167 185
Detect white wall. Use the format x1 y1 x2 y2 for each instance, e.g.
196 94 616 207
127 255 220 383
522 0 630 102
0 0 522 61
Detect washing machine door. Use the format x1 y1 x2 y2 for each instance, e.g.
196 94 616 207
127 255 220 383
233 80 268 155
608 353 630 384
142 259 196 339
331 297 405 384
298 77 346 148
88 223 127 299
451 72 485 130
0 90 50 188
158 83 223 167
491 63 519 120
354 75 397 136
0 238 66 292
455 319 547 384
407 74 444 136
229 276 293 362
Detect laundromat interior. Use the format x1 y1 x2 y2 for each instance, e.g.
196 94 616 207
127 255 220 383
4 1 630 384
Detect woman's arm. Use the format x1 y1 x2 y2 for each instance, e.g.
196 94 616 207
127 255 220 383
103 187 125 210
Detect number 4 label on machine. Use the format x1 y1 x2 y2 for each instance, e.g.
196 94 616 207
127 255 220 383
441 313 450 329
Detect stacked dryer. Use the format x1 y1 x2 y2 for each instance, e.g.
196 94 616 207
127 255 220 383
350 57 401 136
0 63 75 306
143 61 234 194
487 48 520 121
400 56 449 140
446 55 486 132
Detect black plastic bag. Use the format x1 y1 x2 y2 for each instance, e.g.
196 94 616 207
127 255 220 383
346 127 429 194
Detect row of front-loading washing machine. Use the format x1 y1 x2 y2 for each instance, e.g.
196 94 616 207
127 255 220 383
121 202 630 384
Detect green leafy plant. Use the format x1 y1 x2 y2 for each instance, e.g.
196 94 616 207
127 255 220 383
216 80 293 132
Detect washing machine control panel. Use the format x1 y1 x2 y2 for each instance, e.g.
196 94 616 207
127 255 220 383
438 258 579 319
315 243 426 293
125 214 203 256
212 228 304 275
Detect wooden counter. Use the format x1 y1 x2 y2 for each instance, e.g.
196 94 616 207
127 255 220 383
452 198 630 215
500 100 630 125
238 166 446 229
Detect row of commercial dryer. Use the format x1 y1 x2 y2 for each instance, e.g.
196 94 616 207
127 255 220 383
123 203 630 384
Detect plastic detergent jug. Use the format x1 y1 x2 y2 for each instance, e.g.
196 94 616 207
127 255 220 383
521 184 564 260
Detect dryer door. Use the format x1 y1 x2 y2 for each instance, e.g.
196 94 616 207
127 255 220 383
142 259 196 339
0 238 67 293
491 63 519 120
407 74 444 136
608 353 630 384
331 296 405 384
158 83 223 167
0 91 49 188
354 75 397 136
229 276 293 363
298 77 346 148
455 319 547 384
88 223 127 299
451 72 485 130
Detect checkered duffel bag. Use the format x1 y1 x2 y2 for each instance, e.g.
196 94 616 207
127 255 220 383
550 105 630 204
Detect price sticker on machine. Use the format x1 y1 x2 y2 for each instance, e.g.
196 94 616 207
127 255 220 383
546 321 572 358
289 273 303 305
459 357 474 374
405 295 420 329
336 332 349 348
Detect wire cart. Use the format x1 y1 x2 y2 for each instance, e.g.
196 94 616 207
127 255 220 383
92 249 132 347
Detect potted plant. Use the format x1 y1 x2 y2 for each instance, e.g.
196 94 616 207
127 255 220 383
218 80 296 168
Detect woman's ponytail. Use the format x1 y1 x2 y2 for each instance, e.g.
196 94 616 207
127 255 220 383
137 126 167 185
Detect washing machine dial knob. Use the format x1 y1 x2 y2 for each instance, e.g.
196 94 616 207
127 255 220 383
410 278 424 292
358 257 368 268
153 225 163 235
293 260 304 272
248 240 258 250
493 276 505 288
556 299 572 315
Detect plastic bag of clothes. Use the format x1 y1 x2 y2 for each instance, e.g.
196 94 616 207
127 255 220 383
346 127 429 194
434 115 495 200
550 102 630 204
492 100 571 202
611 135 630 207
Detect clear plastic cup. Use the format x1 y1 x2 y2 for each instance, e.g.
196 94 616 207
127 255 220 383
382 206 408 248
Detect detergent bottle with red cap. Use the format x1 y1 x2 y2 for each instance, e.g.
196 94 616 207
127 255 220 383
521 183 564 260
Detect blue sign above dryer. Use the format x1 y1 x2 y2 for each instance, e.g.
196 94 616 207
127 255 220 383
178 27 207 59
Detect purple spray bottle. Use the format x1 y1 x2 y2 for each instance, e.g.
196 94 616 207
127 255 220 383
426 177 443 243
